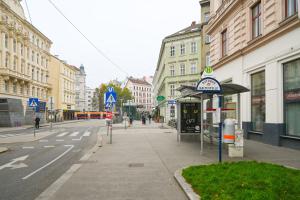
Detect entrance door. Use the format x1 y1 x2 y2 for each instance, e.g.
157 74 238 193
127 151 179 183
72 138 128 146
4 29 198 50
180 103 201 133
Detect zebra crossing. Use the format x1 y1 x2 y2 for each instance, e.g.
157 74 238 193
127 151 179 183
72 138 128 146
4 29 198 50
0 130 92 139
0 133 32 138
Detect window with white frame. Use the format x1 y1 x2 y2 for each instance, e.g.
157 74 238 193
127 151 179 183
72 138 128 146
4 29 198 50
5 53 9 68
285 0 298 18
191 42 197 53
13 39 17 53
4 34 8 48
170 84 175 96
4 81 8 93
170 66 175 76
252 2 261 39
13 82 17 93
13 57 17 70
170 46 175 56
180 44 185 55
191 63 197 74
204 12 210 22
180 63 185 75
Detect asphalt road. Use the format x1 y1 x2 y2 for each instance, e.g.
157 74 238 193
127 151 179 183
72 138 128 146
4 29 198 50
0 120 105 200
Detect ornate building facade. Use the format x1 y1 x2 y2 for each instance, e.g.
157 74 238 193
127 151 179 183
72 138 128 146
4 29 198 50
206 0 300 149
0 0 52 126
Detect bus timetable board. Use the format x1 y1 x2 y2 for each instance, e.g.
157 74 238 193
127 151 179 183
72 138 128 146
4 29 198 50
180 103 201 133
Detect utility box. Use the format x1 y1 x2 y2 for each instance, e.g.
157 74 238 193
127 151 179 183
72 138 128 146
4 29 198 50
228 129 244 157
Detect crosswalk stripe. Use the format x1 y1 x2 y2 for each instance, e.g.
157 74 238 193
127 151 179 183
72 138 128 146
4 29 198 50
69 132 79 137
56 139 64 142
44 146 55 148
39 140 48 143
22 146 34 149
57 132 69 137
83 131 91 137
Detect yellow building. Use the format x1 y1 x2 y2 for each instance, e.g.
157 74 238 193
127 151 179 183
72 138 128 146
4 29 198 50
0 0 52 126
48 55 78 121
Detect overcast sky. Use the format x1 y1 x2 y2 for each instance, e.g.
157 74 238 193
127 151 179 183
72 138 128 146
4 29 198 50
21 0 200 88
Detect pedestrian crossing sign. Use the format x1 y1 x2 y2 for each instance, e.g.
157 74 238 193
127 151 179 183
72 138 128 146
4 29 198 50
29 98 39 107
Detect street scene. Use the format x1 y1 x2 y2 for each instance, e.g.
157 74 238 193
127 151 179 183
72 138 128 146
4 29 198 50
1 0 300 200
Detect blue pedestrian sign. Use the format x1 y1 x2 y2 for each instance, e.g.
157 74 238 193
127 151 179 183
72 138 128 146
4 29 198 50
29 98 39 107
105 87 117 105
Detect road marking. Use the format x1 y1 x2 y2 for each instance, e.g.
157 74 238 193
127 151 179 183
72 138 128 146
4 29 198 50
72 149 81 153
34 164 82 200
72 136 83 141
56 139 64 142
39 140 48 143
22 147 34 149
69 132 79 137
44 146 55 148
0 155 29 170
56 132 69 137
83 131 91 137
22 145 74 180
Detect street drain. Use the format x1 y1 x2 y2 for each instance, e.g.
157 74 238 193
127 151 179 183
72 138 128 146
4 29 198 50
128 163 144 168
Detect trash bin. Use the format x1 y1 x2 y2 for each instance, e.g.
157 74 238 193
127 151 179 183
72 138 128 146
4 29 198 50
223 118 235 143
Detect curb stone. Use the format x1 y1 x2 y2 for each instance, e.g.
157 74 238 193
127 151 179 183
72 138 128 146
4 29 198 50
174 168 200 200
0 147 8 154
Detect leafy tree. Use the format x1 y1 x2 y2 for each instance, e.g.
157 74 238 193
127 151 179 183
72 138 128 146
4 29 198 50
94 83 133 112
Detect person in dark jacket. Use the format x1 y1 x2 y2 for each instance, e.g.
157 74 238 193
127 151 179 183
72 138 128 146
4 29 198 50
35 117 40 129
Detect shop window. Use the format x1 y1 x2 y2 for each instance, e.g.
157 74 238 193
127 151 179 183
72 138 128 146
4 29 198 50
251 70 265 132
283 58 300 137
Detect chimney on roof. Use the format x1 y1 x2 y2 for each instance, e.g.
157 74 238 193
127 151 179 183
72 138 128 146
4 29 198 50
191 21 196 27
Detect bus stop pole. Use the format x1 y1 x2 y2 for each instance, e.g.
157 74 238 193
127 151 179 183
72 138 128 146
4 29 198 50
200 95 204 154
218 95 222 163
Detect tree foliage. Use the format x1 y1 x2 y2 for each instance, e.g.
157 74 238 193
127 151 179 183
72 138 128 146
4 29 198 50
94 83 133 111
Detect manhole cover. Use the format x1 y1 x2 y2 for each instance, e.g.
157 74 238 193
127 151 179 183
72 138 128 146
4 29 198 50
128 163 144 168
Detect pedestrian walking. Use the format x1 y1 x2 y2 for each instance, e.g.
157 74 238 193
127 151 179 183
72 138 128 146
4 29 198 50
129 114 133 126
148 114 152 124
35 116 40 129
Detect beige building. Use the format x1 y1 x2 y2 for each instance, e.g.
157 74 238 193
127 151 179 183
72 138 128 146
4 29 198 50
0 0 52 126
124 77 153 112
206 0 300 149
152 22 202 122
49 55 78 121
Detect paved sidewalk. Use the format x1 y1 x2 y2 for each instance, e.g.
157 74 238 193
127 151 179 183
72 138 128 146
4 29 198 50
43 121 300 200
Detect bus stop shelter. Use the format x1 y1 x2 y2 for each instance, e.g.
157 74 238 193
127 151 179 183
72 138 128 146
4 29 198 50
176 83 250 153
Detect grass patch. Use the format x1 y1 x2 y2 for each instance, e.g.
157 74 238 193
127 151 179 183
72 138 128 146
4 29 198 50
182 161 300 200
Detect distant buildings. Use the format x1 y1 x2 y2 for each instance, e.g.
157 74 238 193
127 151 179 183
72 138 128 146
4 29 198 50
152 21 203 123
124 77 153 112
0 0 52 126
75 64 86 112
85 86 94 111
